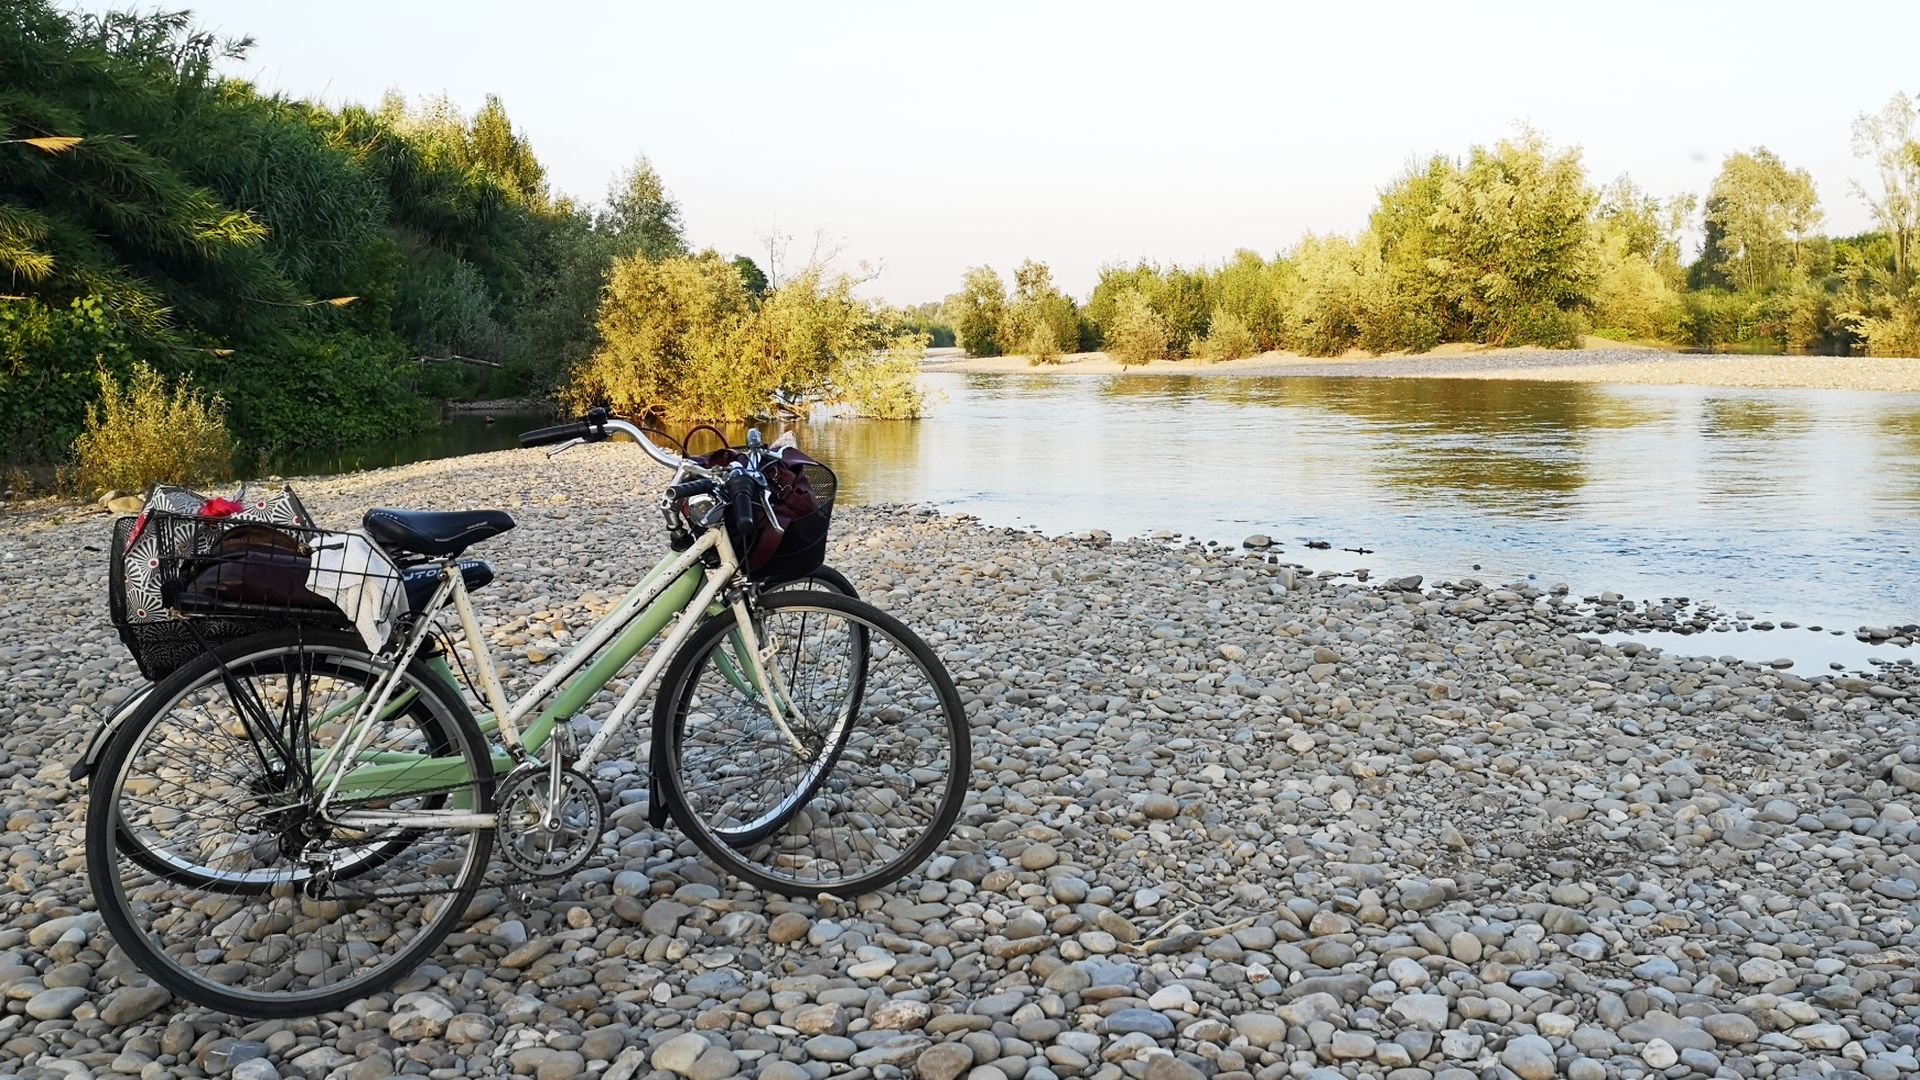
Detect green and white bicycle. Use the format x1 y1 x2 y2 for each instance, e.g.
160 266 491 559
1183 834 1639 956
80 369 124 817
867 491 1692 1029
83 412 970 1017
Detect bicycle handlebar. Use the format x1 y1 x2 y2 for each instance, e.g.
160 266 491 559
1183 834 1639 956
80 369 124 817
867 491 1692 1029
517 408 693 472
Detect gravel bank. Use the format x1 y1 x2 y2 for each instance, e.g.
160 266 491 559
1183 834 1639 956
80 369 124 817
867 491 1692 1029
1 445 1917 1080
931 348 1920 393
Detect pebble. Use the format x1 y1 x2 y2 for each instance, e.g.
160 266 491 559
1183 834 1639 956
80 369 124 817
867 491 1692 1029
0 448 1910 1080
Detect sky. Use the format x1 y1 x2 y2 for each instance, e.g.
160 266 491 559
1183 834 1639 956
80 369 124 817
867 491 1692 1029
78 1 1920 303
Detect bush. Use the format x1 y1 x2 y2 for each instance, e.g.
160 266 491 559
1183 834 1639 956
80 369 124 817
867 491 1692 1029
73 362 232 494
1195 307 1258 360
839 332 927 418
1852 280 1920 356
1681 289 1771 350
1590 231 1683 341
1104 289 1171 366
215 331 431 452
0 296 135 459
1286 235 1370 355
1511 305 1589 349
570 252 900 421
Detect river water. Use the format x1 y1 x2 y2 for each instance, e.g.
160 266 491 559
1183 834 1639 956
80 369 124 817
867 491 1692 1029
299 373 1920 657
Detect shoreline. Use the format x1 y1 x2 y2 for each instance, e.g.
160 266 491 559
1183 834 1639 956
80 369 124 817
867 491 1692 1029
927 342 1920 393
2 447 1916 1078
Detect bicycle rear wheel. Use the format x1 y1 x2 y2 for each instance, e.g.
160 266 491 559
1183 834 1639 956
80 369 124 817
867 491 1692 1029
86 628 495 1017
655 591 968 897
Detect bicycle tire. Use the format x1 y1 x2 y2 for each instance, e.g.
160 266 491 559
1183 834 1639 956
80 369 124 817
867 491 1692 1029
113 631 462 891
87 628 495 1018
655 591 968 897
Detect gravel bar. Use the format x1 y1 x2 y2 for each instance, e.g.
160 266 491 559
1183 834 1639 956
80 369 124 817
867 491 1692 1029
0 444 1916 1080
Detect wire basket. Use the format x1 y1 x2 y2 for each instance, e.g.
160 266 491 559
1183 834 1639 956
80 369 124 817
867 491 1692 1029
754 458 837 586
110 512 404 681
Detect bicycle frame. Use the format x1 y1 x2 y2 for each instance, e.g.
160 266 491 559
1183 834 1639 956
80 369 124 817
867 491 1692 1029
311 522 794 833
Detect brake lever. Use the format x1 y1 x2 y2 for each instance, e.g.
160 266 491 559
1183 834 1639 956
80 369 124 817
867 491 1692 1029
546 437 586 459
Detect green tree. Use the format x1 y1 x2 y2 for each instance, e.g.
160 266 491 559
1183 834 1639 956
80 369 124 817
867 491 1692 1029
948 266 1006 357
732 255 769 298
1698 148 1823 291
1852 93 1920 279
1003 258 1079 364
1103 287 1170 366
601 156 685 261
1428 130 1596 345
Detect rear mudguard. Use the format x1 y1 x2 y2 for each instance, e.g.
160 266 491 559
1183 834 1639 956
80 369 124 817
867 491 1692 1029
69 682 155 781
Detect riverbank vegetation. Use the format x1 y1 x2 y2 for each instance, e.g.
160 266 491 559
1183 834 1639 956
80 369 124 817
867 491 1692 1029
938 105 1920 364
1 2 918 492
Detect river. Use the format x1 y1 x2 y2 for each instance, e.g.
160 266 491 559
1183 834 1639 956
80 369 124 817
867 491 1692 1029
290 373 1920 664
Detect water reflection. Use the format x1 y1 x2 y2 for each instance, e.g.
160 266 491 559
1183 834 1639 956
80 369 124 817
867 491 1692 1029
287 374 1920 628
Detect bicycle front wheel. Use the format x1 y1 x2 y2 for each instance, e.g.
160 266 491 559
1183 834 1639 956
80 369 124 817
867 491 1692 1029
656 591 969 897
86 628 495 1017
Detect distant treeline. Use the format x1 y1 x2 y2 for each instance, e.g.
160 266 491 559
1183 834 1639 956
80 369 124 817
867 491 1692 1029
933 108 1920 364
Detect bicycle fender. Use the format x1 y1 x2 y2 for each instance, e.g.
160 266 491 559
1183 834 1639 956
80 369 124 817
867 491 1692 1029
69 682 155 781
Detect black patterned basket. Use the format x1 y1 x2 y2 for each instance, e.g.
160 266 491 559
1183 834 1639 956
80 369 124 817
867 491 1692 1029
109 512 401 681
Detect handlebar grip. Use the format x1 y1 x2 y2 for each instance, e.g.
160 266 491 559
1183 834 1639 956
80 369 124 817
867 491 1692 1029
519 420 593 448
667 479 716 501
727 472 755 534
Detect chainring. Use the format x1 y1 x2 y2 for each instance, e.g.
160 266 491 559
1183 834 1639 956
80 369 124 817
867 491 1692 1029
495 765 604 878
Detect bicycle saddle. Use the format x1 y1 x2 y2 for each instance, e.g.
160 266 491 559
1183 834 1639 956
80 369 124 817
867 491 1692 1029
363 508 516 557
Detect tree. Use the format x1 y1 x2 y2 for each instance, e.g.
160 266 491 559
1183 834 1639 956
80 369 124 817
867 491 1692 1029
601 156 685 260
570 252 752 420
1852 93 1920 279
732 255 769 299
1103 287 1170 366
1597 175 1694 285
1003 259 1079 364
948 266 1006 357
466 94 547 204
1428 130 1596 344
1699 148 1822 291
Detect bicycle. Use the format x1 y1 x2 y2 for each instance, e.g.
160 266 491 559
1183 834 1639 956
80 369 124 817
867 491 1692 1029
84 412 970 1018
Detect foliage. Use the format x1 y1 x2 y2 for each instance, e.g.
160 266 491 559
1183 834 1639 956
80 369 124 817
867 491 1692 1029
1589 226 1683 341
1696 148 1823 292
732 255 769 298
72 362 231 493
1 296 135 458
1851 93 1920 279
838 332 928 418
947 267 1006 357
1285 234 1372 355
0 0 712 467
569 252 906 422
600 157 686 261
895 302 955 348
1195 307 1258 361
1003 259 1079 364
1428 131 1597 344
1103 288 1171 366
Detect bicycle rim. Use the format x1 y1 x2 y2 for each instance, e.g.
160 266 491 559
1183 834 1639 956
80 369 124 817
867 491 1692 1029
660 592 968 896
88 633 494 1016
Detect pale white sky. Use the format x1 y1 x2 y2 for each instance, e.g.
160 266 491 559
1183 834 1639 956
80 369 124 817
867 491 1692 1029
79 1 1920 303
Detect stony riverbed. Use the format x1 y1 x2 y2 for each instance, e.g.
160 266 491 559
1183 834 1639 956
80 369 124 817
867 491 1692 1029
0 445 1916 1080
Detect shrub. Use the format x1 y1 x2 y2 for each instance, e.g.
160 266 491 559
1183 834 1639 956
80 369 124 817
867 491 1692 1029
571 252 901 421
1852 280 1920 357
1285 235 1370 355
947 267 1006 357
1104 289 1171 366
215 331 431 452
72 362 232 494
838 332 928 418
0 295 136 459
1511 305 1589 349
1195 307 1258 361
